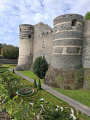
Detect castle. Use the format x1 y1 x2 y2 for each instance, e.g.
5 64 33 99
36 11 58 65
17 14 90 89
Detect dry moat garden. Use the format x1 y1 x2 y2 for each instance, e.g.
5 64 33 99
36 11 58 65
0 64 90 120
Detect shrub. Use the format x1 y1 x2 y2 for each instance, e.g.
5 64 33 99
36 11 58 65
13 69 15 74
85 12 90 20
52 110 59 118
33 56 48 79
33 79 37 88
37 79 42 91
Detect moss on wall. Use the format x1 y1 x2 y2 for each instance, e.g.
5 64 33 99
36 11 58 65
44 66 84 90
83 68 90 89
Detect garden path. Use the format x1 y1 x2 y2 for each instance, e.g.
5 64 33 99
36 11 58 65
15 70 90 117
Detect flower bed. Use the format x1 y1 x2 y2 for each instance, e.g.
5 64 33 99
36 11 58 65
16 87 35 96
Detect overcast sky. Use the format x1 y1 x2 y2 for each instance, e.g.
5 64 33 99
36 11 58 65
0 0 90 46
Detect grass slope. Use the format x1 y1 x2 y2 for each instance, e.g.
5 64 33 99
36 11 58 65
53 88 90 107
19 71 44 83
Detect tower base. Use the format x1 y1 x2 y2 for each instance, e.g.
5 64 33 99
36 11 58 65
44 66 84 90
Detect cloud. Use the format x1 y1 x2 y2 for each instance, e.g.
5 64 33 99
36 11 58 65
0 0 90 46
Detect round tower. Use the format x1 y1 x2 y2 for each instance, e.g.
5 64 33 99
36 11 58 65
51 14 84 70
82 20 90 89
17 24 34 70
82 20 90 68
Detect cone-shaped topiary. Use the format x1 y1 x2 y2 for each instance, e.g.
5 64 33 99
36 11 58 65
37 79 42 91
33 79 37 88
13 68 15 74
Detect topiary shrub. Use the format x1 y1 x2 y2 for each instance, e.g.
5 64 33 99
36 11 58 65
85 12 90 21
37 79 42 91
33 79 37 88
52 110 59 118
12 68 15 74
33 56 48 79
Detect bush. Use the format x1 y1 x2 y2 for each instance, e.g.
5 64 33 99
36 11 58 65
52 110 59 118
85 12 90 20
33 56 48 79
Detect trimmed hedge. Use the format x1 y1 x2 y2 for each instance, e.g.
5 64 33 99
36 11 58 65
33 56 48 79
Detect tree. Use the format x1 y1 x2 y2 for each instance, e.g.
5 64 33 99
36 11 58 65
0 44 2 55
85 12 90 20
1 45 19 59
37 79 42 91
33 56 48 79
33 79 37 88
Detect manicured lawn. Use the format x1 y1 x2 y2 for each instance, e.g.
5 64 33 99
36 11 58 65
53 88 90 107
19 71 44 83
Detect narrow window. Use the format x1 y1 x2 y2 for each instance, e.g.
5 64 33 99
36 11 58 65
77 48 81 53
29 35 31 38
42 40 45 48
71 19 77 26
20 28 21 31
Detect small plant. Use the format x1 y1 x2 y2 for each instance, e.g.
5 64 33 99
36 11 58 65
37 79 42 91
85 12 90 20
52 110 59 118
12 69 15 74
33 79 37 88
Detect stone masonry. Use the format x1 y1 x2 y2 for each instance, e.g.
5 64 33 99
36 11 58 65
16 14 90 89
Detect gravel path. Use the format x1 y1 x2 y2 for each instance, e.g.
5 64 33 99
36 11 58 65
15 70 90 117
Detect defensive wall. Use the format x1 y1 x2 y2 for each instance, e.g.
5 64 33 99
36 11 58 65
33 22 53 64
0 59 18 64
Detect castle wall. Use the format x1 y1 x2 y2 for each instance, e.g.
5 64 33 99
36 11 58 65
82 20 90 68
51 14 84 70
82 20 90 89
17 24 34 69
33 22 53 64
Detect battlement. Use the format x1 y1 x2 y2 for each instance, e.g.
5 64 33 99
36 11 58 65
53 14 84 26
19 24 34 39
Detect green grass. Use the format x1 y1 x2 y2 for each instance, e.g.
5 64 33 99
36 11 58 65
2 64 16 70
1 71 90 120
53 88 90 107
19 71 44 83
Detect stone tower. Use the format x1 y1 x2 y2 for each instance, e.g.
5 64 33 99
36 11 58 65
51 14 84 70
17 24 34 70
82 20 90 89
82 20 90 68
45 14 84 89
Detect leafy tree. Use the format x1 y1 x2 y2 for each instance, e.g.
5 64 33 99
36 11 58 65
37 79 42 91
85 12 90 20
33 56 48 78
1 45 19 59
0 44 2 55
33 79 37 88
